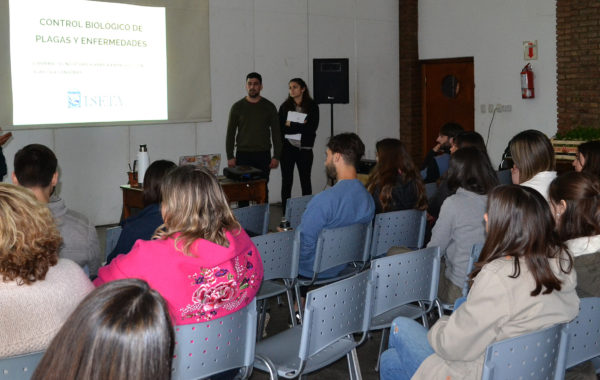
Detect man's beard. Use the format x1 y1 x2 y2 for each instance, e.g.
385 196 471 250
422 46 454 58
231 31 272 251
325 163 337 181
247 90 259 98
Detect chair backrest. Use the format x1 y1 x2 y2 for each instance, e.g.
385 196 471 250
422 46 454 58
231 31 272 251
425 182 438 200
559 297 600 371
461 243 483 297
370 209 427 259
233 203 269 236
299 270 373 360
370 246 441 318
285 194 314 229
251 230 297 281
312 222 372 276
171 299 257 380
496 169 512 185
0 351 44 380
481 324 564 380
104 226 122 260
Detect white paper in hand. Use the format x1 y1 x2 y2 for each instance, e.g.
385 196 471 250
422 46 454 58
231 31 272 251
287 111 307 123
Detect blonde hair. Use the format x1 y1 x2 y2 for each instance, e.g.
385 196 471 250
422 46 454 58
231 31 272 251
154 165 240 254
0 183 61 284
509 129 555 183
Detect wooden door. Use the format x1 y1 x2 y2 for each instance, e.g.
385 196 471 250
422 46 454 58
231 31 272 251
421 58 474 153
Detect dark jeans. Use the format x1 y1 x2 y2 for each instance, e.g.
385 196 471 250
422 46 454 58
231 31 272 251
235 151 271 203
280 140 313 212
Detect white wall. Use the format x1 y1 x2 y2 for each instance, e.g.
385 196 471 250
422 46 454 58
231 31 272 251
1 0 399 226
419 0 557 167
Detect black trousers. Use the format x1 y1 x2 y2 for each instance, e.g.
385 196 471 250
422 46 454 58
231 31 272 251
280 140 313 212
236 151 271 203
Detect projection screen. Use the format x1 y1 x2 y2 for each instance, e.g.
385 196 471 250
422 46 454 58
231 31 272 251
0 0 210 128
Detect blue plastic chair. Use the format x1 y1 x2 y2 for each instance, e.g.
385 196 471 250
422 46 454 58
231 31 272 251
481 324 565 380
556 297 600 378
104 226 122 261
233 203 270 236
425 182 438 200
369 209 427 259
496 169 512 185
370 246 442 371
294 223 372 319
251 230 298 336
284 194 314 229
0 351 44 380
461 243 483 297
171 299 257 380
253 271 373 379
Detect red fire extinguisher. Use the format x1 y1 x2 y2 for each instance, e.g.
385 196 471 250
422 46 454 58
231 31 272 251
521 63 534 99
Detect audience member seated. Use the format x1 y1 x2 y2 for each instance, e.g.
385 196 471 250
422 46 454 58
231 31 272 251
550 171 600 297
420 122 463 183
429 131 491 219
12 144 101 276
509 129 556 200
95 165 263 325
0 184 94 358
107 159 176 264
379 185 579 380
366 138 427 214
572 140 600 177
298 133 375 280
427 147 498 304
32 279 173 380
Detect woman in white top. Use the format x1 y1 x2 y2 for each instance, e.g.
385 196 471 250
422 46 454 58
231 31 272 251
509 129 556 200
549 171 600 297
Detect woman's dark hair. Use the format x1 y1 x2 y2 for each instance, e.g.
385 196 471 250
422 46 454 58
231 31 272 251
283 77 313 111
33 279 174 380
471 185 572 296
577 141 600 177
366 138 427 211
446 146 499 195
509 129 555 183
549 171 600 241
143 160 177 206
454 131 493 165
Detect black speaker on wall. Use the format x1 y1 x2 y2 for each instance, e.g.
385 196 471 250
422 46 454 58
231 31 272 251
313 58 349 104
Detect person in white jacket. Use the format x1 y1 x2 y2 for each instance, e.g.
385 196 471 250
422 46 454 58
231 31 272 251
509 129 557 201
549 171 600 297
379 185 579 380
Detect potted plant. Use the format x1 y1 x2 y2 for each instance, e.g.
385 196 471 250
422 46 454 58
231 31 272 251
552 127 600 161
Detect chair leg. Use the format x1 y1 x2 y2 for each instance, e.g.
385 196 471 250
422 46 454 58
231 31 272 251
257 299 268 341
347 348 363 380
294 283 303 322
254 354 279 380
374 328 388 372
285 288 296 327
418 301 429 329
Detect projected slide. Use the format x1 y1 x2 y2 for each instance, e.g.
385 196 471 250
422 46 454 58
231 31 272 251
9 0 167 125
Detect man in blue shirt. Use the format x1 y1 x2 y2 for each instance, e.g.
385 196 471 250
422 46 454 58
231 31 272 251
298 132 375 279
420 122 463 183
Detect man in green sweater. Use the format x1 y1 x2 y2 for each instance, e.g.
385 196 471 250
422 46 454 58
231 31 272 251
226 72 282 198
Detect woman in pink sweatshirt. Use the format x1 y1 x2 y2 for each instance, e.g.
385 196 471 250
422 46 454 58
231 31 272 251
95 165 263 325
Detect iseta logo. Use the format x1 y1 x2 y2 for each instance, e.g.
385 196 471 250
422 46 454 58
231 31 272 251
67 91 124 108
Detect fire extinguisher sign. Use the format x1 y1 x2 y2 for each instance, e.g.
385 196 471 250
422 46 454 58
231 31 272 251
523 40 538 60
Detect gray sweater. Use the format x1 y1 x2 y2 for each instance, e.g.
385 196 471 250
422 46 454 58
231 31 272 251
48 195 101 276
427 188 487 287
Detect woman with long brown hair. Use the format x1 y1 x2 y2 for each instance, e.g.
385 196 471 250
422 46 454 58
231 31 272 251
366 138 427 213
509 129 556 200
33 279 174 380
380 185 579 380
549 171 600 297
95 165 263 325
0 183 93 358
